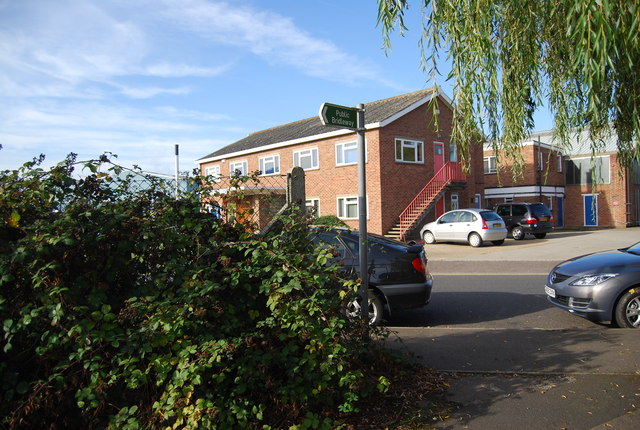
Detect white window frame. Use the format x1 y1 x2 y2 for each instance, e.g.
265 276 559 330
293 147 319 170
395 138 424 164
204 165 221 181
305 198 320 216
229 160 248 177
449 143 458 162
538 151 545 171
335 141 359 166
451 193 459 210
556 153 563 172
484 156 497 174
337 195 368 220
259 154 280 176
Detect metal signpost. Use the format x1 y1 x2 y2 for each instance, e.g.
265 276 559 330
319 102 369 322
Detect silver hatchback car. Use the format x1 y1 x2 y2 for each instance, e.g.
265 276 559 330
419 208 508 247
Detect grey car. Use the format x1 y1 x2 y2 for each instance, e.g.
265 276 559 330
419 208 508 247
545 242 640 327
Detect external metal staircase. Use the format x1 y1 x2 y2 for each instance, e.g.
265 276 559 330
387 162 466 241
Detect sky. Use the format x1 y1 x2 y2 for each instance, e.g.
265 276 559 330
0 0 553 174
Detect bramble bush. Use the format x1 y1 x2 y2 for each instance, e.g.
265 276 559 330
0 154 386 429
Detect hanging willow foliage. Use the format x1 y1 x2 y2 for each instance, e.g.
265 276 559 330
378 0 640 175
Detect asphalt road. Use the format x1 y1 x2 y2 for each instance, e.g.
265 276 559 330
382 228 640 429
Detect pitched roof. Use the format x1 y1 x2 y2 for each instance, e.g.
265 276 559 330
197 88 441 162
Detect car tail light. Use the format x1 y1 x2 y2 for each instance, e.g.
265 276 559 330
550 216 554 223
525 217 538 224
481 218 488 229
412 257 426 274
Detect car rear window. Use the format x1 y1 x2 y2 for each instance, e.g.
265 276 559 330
481 211 502 221
530 204 552 217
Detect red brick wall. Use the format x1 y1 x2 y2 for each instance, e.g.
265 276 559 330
200 97 485 236
484 145 565 188
563 153 633 228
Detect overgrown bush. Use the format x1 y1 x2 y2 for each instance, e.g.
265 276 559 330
312 216 348 228
0 155 386 429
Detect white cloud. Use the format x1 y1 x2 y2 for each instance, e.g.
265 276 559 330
144 62 232 78
118 85 192 99
0 0 235 100
161 0 394 86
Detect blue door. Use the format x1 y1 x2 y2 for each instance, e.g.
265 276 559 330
584 194 598 226
557 196 564 227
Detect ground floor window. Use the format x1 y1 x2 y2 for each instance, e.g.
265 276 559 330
337 196 358 219
451 193 459 210
306 198 320 217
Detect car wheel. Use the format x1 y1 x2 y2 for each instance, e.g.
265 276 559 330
345 293 384 326
423 230 436 244
534 233 547 239
468 232 483 247
492 239 505 245
614 288 640 328
512 226 525 240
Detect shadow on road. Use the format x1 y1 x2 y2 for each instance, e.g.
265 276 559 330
387 291 553 327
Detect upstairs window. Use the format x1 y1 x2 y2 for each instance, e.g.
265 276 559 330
484 156 497 174
556 154 563 172
336 141 358 166
395 138 424 163
293 148 319 170
229 160 248 177
565 156 610 185
259 155 280 175
204 165 221 181
450 143 458 162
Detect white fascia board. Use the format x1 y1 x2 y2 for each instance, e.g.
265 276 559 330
483 138 560 152
484 185 565 198
196 126 383 165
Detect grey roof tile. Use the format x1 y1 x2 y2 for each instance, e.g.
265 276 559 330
198 88 437 160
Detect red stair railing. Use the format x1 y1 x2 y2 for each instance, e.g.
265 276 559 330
398 162 465 241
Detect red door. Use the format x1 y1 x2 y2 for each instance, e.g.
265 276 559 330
434 142 445 217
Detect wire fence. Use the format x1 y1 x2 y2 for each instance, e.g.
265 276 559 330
202 172 289 232
113 170 290 233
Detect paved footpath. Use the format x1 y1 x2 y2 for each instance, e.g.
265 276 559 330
388 228 640 429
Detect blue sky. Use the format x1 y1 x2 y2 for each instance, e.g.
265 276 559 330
0 0 553 174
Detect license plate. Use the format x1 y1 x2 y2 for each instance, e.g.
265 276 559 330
493 223 502 228
540 217 548 222
545 286 556 298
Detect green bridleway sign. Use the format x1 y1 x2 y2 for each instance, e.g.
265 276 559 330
319 101 369 325
319 102 359 130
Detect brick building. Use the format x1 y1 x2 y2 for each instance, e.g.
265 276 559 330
197 88 484 240
483 129 640 228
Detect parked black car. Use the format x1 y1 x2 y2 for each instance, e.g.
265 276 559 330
310 228 433 325
493 202 553 240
